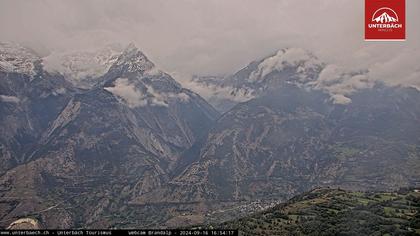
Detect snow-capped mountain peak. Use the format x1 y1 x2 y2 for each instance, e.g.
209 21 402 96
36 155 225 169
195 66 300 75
248 47 323 83
110 43 155 75
0 42 41 77
188 48 325 112
101 43 192 109
110 43 155 74
42 44 123 88
40 43 159 88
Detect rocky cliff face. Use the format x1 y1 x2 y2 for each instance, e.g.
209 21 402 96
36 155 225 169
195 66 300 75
1 43 419 229
137 47 420 206
0 42 76 175
0 43 219 228
42 44 123 89
189 48 324 112
137 84 420 206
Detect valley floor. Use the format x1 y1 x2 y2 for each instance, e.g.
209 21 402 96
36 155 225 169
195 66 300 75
218 188 420 236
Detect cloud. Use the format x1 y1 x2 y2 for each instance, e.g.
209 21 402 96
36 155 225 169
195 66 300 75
249 48 322 82
144 66 164 77
104 78 190 108
42 44 123 87
312 64 371 104
313 48 420 104
104 78 148 108
184 80 254 103
0 0 419 90
368 48 420 89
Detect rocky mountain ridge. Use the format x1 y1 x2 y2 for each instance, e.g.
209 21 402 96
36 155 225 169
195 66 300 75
190 48 324 112
1 42 419 229
0 42 219 229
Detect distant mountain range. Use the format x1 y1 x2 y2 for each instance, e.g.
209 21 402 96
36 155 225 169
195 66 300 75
0 42 218 228
136 47 420 225
190 48 324 112
42 44 123 89
137 83 420 205
0 42 419 229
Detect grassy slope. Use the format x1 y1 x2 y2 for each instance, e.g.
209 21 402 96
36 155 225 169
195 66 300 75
219 188 420 236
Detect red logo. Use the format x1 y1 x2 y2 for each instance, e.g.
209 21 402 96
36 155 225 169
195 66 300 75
365 0 405 41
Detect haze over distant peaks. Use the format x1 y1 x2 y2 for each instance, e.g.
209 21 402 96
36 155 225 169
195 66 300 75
42 43 124 88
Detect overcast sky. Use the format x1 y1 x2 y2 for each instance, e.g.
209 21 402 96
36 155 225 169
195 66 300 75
0 0 419 87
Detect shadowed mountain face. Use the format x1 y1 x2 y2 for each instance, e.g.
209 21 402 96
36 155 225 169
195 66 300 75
137 47 420 206
141 85 420 204
0 43 219 228
1 43 419 229
0 42 76 175
137 75 420 206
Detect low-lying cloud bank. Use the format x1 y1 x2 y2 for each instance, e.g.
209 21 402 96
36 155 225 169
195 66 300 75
0 0 419 106
104 78 190 108
1 1 419 82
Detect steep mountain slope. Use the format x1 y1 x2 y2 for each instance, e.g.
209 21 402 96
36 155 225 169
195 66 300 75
0 43 219 228
0 42 76 175
190 48 324 112
137 45 420 208
220 188 420 236
138 84 420 205
1 43 419 229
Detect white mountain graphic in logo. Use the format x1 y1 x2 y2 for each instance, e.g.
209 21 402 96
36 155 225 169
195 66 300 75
371 7 399 23
373 12 397 23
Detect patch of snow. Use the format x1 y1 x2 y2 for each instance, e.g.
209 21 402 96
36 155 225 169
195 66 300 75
52 88 67 96
43 44 123 88
0 95 20 103
330 94 352 105
0 42 40 77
